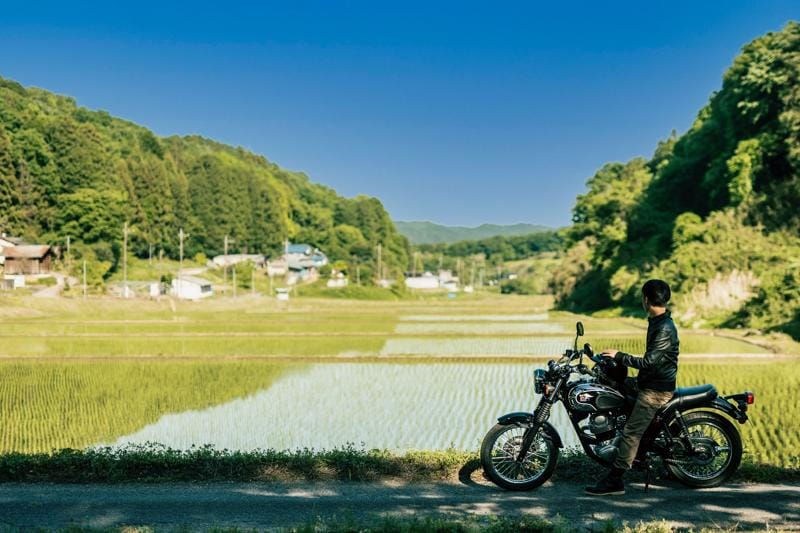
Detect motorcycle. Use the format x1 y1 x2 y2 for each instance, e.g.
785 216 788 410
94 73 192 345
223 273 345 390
480 321 754 490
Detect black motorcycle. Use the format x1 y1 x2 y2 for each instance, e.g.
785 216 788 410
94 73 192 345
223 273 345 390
480 321 754 490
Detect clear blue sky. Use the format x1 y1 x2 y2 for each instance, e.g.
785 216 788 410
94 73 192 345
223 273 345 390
1 2 796 227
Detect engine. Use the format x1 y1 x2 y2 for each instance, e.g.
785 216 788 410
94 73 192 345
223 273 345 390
587 412 627 462
587 412 626 435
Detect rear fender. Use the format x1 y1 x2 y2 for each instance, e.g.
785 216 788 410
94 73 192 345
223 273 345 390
497 412 564 448
710 397 749 424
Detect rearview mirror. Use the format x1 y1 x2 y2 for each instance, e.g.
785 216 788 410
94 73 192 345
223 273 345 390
576 321 584 337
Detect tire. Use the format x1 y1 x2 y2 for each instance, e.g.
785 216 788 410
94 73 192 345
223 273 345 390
666 411 743 488
480 423 559 491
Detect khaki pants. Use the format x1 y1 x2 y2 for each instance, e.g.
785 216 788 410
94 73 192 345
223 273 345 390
613 388 674 470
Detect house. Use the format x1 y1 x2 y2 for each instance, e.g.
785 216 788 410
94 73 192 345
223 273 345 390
282 243 328 285
2 245 56 275
212 254 266 269
0 233 25 266
171 276 214 300
284 243 328 270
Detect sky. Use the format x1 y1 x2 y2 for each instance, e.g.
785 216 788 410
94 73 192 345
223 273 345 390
0 2 797 227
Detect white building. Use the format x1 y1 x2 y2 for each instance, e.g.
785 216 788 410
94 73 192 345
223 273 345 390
266 258 288 277
405 271 440 289
212 254 265 268
326 271 349 288
171 276 213 300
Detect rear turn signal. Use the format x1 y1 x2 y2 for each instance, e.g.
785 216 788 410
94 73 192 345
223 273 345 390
746 391 755 405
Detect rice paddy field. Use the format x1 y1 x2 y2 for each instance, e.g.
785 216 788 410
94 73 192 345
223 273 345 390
0 292 797 468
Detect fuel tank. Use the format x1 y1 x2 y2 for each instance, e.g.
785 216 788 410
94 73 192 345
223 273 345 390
568 382 625 413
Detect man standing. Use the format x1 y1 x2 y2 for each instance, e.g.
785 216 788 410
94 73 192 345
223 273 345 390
585 279 679 496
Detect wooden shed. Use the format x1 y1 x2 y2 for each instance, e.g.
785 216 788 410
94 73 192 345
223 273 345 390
2 245 56 275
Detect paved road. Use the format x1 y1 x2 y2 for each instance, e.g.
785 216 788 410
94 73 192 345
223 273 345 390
0 480 797 530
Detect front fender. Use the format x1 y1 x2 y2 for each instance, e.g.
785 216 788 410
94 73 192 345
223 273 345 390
497 412 564 448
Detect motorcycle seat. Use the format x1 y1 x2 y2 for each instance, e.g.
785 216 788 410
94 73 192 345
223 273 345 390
658 384 718 415
672 384 716 399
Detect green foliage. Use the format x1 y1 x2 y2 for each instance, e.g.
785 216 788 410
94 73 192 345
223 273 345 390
416 231 563 272
499 278 536 295
554 22 800 337
0 77 408 277
233 260 254 288
297 280 400 300
569 159 652 266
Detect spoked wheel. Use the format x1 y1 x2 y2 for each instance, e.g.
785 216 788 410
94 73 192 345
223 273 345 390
666 411 742 488
480 423 558 490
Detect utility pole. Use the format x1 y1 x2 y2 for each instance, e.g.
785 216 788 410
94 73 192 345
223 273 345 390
82 260 87 300
178 229 187 296
376 243 382 284
223 235 235 295
123 222 129 298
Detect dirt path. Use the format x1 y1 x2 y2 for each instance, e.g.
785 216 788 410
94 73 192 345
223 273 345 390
1 480 797 530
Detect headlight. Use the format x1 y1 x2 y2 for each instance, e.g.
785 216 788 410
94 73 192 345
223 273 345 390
533 368 546 394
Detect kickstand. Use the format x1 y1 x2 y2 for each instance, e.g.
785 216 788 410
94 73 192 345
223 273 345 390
644 461 653 492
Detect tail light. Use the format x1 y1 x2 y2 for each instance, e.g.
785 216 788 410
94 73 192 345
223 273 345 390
746 391 755 405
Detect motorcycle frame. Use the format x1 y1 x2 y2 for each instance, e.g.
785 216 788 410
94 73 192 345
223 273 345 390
500 373 750 469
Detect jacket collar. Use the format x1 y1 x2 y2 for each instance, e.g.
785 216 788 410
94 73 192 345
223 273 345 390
648 310 670 324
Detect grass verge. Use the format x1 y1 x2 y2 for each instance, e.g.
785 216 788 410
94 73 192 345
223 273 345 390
0 517 780 532
0 444 797 484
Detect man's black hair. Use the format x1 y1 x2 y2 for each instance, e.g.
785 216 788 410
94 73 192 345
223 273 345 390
642 279 671 307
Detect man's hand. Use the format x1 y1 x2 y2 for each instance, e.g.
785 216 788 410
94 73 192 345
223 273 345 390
601 350 618 358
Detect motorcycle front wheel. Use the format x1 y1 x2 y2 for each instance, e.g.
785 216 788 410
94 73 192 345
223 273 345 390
480 423 559 490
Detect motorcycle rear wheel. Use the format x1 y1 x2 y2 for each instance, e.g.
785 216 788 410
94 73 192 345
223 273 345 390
666 411 742 488
480 423 558 491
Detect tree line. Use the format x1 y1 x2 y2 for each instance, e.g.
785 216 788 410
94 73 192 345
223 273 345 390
0 78 409 283
552 22 800 339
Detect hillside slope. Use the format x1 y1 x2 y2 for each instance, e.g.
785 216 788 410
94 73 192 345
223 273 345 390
553 22 800 339
395 220 550 244
0 77 408 280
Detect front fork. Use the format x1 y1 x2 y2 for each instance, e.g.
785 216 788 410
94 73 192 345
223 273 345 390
516 399 554 462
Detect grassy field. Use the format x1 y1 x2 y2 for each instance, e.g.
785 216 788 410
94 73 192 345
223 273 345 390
0 293 779 358
0 292 796 469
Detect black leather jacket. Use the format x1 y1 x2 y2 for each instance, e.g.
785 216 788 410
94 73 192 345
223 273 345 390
614 310 679 392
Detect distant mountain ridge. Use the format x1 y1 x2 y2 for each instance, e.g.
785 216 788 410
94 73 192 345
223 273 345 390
395 221 551 244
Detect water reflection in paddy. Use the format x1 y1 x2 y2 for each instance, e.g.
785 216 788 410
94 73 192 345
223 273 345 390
110 363 578 451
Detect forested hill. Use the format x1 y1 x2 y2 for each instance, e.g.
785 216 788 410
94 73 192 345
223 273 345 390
0 77 409 276
395 221 551 244
553 22 800 339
